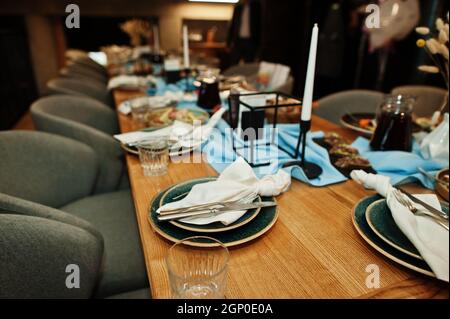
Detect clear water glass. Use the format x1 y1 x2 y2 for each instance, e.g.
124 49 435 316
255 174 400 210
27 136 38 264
130 98 150 123
137 138 169 176
166 236 229 299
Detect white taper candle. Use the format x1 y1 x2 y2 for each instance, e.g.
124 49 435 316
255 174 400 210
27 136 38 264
153 25 160 54
183 25 190 68
301 23 319 121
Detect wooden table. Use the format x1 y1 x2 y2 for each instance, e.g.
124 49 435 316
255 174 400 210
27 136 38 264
114 90 449 299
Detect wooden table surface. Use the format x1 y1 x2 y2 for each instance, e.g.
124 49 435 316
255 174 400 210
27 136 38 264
114 90 449 299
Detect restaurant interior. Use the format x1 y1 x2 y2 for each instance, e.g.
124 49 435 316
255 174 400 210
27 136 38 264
0 0 449 301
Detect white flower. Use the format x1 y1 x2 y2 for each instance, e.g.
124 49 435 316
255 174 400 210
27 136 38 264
415 27 430 35
418 65 440 73
439 29 449 43
444 24 449 38
436 18 445 31
426 38 440 54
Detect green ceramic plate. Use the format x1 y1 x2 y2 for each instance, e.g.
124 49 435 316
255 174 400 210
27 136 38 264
148 178 278 247
366 199 422 260
160 178 262 233
352 195 435 278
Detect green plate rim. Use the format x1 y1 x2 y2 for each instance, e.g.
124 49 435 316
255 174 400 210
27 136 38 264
160 178 262 233
147 177 278 247
352 195 435 278
366 199 423 260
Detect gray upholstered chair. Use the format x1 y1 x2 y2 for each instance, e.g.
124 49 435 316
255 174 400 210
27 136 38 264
69 56 108 77
47 78 113 106
314 90 385 125
0 131 149 298
30 95 127 194
61 62 108 85
391 85 448 117
60 67 107 87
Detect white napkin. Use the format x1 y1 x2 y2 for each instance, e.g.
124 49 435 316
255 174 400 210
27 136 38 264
107 75 156 90
113 121 192 145
420 113 449 165
351 170 449 282
157 157 291 225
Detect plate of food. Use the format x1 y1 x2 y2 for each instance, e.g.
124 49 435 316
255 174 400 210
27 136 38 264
145 107 209 128
340 113 376 136
436 168 449 202
313 132 376 177
341 112 424 136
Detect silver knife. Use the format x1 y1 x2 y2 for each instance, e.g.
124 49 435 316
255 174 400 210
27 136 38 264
398 188 448 220
157 201 277 222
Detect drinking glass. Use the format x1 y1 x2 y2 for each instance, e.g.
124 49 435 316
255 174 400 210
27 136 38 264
130 98 150 124
137 138 169 176
370 95 415 152
166 236 229 299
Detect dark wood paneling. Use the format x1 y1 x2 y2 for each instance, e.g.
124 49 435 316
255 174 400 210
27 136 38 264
0 16 37 130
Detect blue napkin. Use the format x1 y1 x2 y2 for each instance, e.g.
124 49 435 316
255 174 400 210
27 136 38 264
352 137 447 189
202 120 347 187
155 77 195 94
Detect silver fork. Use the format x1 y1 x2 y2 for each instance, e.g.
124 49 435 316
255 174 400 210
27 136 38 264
393 190 449 231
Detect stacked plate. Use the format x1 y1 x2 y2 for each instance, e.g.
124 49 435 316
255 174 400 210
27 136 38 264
148 177 279 247
352 195 448 277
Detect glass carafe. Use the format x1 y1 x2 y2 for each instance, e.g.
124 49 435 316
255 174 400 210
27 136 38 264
370 95 415 152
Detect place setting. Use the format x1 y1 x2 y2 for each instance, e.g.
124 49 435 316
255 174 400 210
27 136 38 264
351 170 448 280
147 157 290 247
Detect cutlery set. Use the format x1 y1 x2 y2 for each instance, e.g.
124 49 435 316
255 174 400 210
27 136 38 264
157 201 277 221
394 188 448 231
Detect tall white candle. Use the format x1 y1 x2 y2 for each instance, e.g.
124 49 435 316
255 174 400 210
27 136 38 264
153 25 160 54
183 25 190 69
301 23 319 122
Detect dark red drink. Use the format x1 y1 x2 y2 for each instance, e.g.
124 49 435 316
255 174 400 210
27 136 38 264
370 95 414 152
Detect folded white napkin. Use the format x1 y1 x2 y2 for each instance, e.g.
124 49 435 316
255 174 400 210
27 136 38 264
107 75 156 90
351 170 449 282
157 157 291 225
113 120 192 145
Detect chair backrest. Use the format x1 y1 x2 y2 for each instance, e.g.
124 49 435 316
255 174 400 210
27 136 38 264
60 67 107 88
31 95 118 135
64 62 108 84
0 204 103 298
314 90 385 125
47 78 113 106
391 85 448 117
0 131 99 208
30 98 125 194
70 56 108 76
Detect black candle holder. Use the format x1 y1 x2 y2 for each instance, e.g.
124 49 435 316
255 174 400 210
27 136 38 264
281 120 323 180
228 91 323 179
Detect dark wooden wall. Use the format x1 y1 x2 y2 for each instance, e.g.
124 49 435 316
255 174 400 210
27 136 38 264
0 17 37 130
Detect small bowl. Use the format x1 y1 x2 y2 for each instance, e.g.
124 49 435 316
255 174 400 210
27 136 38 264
436 168 449 202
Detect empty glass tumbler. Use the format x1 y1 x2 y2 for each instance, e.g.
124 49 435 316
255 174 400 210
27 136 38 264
137 138 169 176
166 236 229 299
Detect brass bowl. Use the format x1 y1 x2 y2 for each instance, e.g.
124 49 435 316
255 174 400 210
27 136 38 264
436 168 449 202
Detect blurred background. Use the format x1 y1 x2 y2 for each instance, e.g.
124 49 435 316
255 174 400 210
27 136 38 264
0 0 448 129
